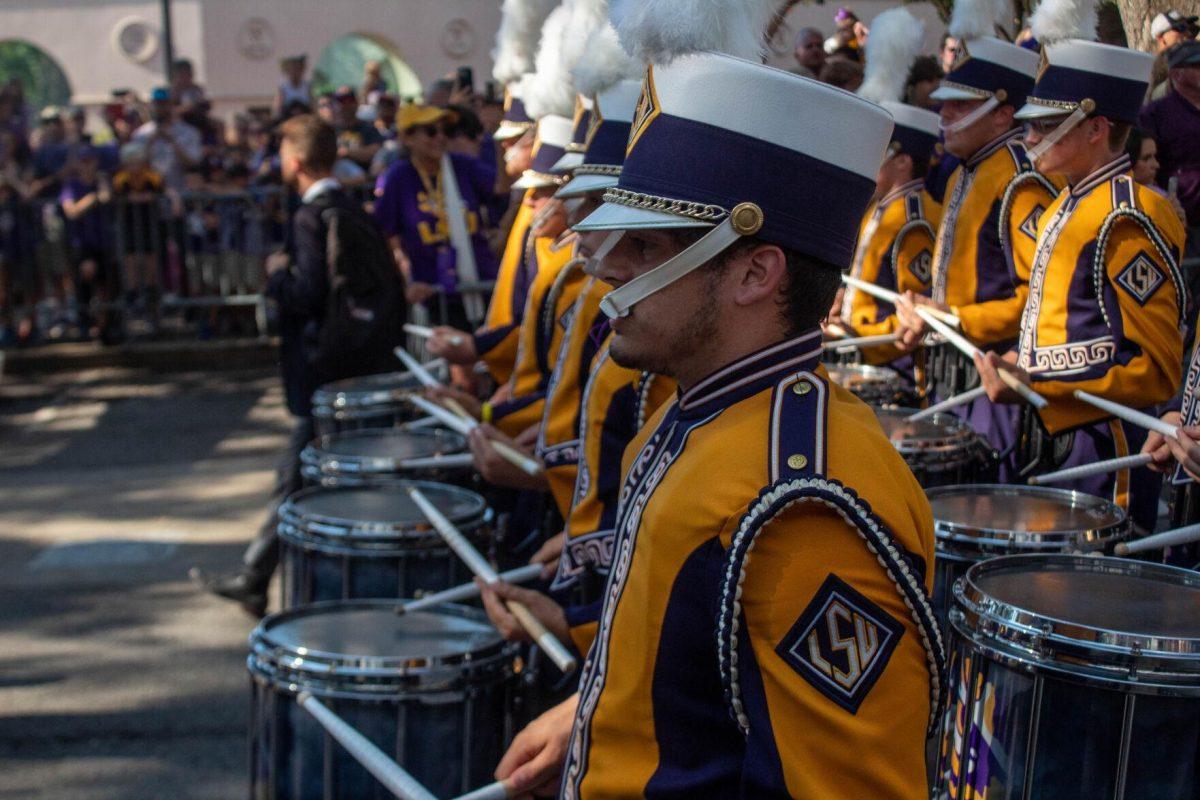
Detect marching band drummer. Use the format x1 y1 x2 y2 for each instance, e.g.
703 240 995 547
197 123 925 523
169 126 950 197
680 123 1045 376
893 0 1057 479
973 3 1186 533
833 8 943 388
492 2 944 795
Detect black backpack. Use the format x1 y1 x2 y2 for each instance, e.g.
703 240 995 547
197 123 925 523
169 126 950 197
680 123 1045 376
309 199 407 381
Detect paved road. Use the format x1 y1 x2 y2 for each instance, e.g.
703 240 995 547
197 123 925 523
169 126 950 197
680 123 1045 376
0 363 291 799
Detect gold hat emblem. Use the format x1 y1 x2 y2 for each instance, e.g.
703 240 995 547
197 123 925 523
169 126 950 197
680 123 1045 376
584 95 604 150
950 41 972 73
1036 48 1051 82
626 67 661 156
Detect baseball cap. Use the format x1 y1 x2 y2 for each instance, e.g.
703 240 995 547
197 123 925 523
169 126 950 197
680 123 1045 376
1168 40 1200 69
149 87 172 103
1152 10 1199 38
396 103 454 132
334 86 356 103
39 105 63 122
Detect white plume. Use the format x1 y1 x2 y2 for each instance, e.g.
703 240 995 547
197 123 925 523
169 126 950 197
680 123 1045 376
609 0 779 65
573 21 644 95
948 0 1009 40
492 0 561 86
524 4 578 118
1030 0 1098 44
560 0 611 84
859 7 926 104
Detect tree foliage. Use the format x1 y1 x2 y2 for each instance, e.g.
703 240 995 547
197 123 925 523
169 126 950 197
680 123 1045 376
0 39 72 110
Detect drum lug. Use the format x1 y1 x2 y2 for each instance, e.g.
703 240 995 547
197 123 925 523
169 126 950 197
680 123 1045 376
1033 622 1053 661
1127 644 1141 681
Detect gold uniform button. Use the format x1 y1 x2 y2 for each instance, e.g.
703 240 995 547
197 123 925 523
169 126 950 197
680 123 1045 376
792 380 812 396
787 454 808 470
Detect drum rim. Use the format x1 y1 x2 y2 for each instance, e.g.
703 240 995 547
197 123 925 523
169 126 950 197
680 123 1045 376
875 407 979 454
825 363 902 381
248 600 515 692
311 371 421 411
951 554 1200 692
928 483 1129 548
301 429 469 475
280 481 487 535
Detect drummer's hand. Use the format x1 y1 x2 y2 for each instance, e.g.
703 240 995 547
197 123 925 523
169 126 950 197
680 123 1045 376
893 292 928 352
490 381 514 405
424 385 482 420
495 694 579 798
530 532 565 580
1165 422 1200 482
425 326 477 364
476 578 569 645
909 294 950 313
515 423 540 450
1142 411 1181 473
973 350 1029 404
468 424 549 491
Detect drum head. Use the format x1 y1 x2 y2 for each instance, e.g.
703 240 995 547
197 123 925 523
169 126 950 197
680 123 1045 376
874 407 973 452
312 371 422 410
955 555 1200 691
928 484 1128 555
827 363 897 390
288 482 486 530
305 429 467 466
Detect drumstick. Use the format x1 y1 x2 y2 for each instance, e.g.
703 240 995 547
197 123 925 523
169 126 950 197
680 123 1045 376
404 323 465 346
1115 521 1200 556
1073 390 1180 439
453 781 515 800
821 332 901 351
395 347 477 422
395 563 544 614
1027 453 1154 486
824 322 851 339
407 487 577 674
907 386 988 421
840 274 961 327
297 692 439 800
917 308 1048 410
408 395 542 476
395 453 477 470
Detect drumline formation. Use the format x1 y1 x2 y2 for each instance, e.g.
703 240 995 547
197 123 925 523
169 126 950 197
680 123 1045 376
245 0 1200 798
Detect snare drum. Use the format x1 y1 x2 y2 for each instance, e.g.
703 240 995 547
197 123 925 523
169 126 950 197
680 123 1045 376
827 363 907 407
927 484 1129 625
311 371 424 436
249 600 516 800
934 555 1200 799
300 429 471 488
278 482 491 606
874 407 990 488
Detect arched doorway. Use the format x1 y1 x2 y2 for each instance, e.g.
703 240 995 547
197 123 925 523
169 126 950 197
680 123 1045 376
312 34 421 101
0 39 72 111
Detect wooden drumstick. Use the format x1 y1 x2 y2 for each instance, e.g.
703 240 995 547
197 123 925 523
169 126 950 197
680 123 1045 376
453 780 515 799
297 692 439 800
395 347 476 423
407 487 577 674
404 323 465 346
1028 453 1154 486
408 395 542 476
1073 391 1181 439
1116 522 1200 556
396 563 543 615
821 332 902 351
907 386 988 422
840 274 961 327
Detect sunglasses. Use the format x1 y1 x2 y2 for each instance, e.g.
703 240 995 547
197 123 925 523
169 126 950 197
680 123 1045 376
412 124 450 138
1023 118 1069 137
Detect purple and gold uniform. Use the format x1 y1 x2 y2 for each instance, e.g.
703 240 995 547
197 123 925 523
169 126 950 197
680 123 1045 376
562 333 943 798
843 179 941 368
475 196 536 385
550 338 675 654
1016 155 1186 529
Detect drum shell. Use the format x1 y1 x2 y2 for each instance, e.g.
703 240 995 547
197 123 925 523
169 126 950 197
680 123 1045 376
826 363 912 407
248 601 516 800
874 407 992 489
299 429 474 489
277 483 492 606
311 372 423 437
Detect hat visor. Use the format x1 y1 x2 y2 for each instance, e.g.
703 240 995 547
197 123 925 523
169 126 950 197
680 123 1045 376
494 121 532 141
555 173 619 199
574 201 716 233
930 84 990 102
401 107 452 131
1014 102 1072 121
513 171 564 190
550 151 585 172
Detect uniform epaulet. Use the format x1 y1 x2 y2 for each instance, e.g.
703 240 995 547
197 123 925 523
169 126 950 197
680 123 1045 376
891 218 937 280
998 169 1059 254
767 370 829 483
716 478 946 736
1095 176 1187 330
903 190 923 222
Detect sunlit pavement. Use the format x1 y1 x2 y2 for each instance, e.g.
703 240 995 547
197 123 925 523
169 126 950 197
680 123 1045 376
0 361 290 799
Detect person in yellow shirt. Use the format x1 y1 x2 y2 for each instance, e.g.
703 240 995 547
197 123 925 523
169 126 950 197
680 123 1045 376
492 40 943 799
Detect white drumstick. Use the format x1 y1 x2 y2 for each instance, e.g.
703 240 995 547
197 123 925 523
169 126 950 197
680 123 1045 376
1073 390 1180 439
1028 453 1154 486
840 274 961 327
917 308 1048 410
821 332 901 351
298 692 439 800
408 395 542 477
396 453 477 470
453 781 514 800
405 323 465 347
1116 522 1200 556
394 347 443 389
824 322 851 339
907 386 988 421
396 563 544 614
407 487 577 674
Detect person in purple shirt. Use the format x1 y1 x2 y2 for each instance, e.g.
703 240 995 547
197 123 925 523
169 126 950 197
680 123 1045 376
58 147 115 340
374 103 507 327
1140 41 1200 256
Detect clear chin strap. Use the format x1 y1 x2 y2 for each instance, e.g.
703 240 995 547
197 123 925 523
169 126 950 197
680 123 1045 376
939 94 1001 136
1026 103 1092 163
583 231 623 277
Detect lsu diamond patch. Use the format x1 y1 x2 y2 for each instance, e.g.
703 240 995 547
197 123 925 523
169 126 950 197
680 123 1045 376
775 573 903 713
1116 251 1165 305
907 248 932 285
1019 204 1045 241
